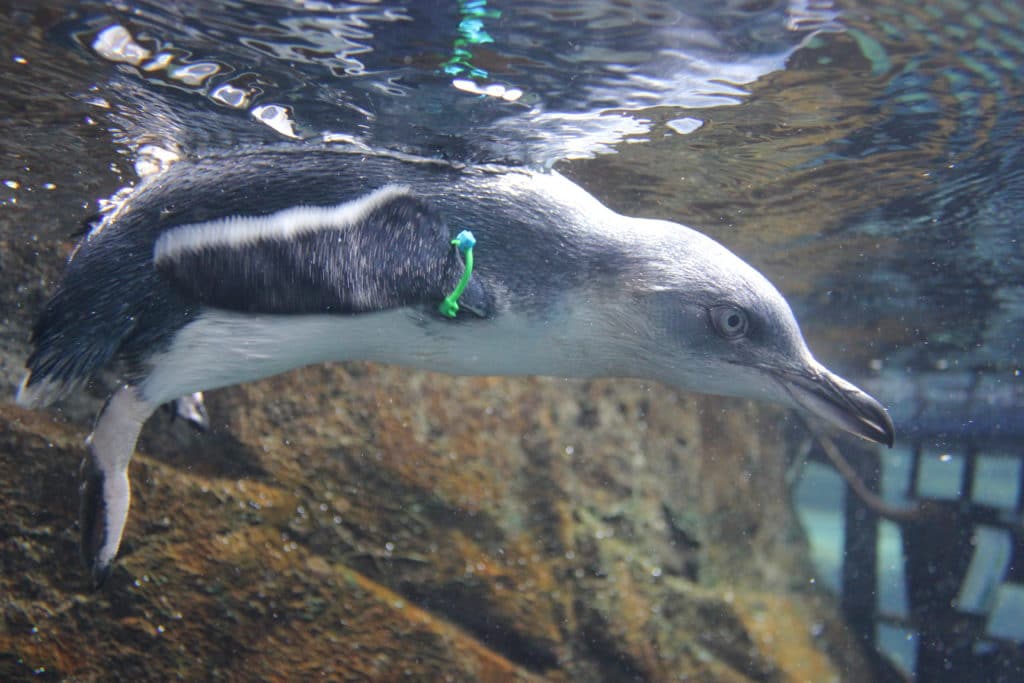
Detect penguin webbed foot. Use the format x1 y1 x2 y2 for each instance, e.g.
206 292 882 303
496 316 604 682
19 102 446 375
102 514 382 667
164 392 209 431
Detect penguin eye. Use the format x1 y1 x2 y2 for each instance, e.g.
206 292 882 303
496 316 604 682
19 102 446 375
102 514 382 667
710 305 749 340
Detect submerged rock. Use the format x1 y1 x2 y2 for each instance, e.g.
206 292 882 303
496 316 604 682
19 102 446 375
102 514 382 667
0 92 870 678
0 9 875 681
0 243 870 681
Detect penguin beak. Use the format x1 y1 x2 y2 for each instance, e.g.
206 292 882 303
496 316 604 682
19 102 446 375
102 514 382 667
774 364 895 447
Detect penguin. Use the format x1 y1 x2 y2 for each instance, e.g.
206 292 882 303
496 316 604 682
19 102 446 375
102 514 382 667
16 147 894 587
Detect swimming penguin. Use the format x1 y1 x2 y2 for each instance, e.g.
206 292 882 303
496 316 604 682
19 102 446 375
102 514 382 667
16 147 894 587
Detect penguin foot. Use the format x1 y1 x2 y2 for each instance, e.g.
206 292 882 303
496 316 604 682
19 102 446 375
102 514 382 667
166 392 209 431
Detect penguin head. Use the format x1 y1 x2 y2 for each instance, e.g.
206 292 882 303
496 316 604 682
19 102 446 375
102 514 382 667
620 219 894 447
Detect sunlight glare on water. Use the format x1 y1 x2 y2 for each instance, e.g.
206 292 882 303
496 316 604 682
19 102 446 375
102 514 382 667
61 0 839 164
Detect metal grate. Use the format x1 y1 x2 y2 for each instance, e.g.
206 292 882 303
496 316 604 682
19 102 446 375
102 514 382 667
837 371 1024 682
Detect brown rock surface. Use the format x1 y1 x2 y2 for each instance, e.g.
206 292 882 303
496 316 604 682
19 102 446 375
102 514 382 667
0 20 872 673
1 253 871 681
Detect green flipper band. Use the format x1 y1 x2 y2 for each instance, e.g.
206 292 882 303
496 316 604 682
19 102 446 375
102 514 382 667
439 230 476 318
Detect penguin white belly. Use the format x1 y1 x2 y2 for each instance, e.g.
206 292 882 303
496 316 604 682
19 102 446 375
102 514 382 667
139 308 411 404
138 305 612 406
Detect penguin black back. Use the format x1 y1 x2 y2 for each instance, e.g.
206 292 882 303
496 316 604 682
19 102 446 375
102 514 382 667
21 149 499 405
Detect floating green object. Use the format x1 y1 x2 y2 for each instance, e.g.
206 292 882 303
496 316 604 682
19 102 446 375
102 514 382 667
440 0 501 79
439 230 476 318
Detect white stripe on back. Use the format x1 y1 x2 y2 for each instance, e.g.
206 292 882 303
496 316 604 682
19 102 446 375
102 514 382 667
153 184 412 262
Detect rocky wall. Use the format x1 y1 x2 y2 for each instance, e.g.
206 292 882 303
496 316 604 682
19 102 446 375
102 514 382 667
1 234 870 682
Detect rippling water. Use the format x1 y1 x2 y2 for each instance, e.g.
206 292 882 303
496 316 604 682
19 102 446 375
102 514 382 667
49 0 838 163
3 0 1020 381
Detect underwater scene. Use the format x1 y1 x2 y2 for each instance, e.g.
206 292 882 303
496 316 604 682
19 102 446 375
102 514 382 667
0 1 1021 681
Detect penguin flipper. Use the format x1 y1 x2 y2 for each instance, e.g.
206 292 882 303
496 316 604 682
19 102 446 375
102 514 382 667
80 386 156 588
154 187 491 317
79 450 123 589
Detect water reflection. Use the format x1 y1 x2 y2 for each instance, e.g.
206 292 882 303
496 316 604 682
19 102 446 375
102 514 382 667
1 1 1018 376
3 0 1020 374
570 0 1024 378
62 0 835 163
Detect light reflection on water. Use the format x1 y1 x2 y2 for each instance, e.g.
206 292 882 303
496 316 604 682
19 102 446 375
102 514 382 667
57 0 837 163
0 1 1019 375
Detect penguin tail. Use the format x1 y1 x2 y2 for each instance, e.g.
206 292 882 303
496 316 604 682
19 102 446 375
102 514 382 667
17 278 135 408
15 370 76 408
16 334 113 408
